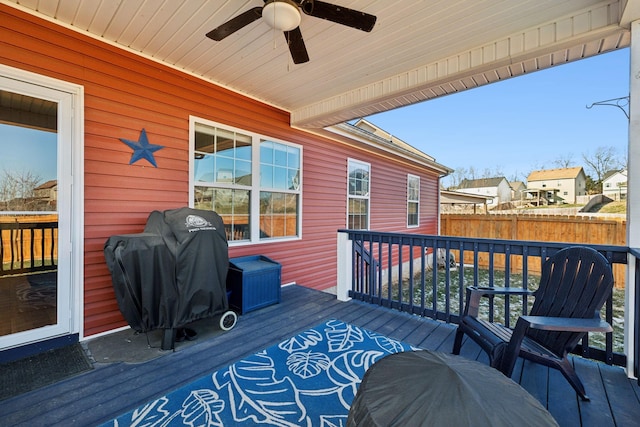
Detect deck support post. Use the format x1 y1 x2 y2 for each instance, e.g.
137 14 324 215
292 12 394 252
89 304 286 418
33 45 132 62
626 19 640 380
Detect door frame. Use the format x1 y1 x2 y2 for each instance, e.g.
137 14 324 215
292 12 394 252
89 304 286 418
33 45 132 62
0 63 84 349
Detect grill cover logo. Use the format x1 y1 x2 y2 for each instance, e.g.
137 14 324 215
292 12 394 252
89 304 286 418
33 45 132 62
185 214 216 232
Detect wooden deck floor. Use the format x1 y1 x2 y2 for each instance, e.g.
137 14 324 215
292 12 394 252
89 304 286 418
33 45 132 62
1 284 639 426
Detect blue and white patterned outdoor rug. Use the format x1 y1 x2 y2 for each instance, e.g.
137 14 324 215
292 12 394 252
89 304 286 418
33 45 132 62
105 319 415 426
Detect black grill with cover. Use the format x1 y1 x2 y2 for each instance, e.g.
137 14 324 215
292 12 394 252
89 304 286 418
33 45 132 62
104 207 237 350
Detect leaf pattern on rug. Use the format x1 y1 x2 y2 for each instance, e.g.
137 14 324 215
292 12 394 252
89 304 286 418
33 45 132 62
212 352 307 426
286 351 331 379
365 329 409 354
278 329 323 354
319 415 348 427
325 349 385 409
128 397 172 426
106 319 414 426
325 320 364 352
180 390 225 427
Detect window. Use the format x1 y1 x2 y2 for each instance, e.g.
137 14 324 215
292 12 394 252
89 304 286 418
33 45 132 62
192 120 301 243
348 159 370 229
407 174 420 227
260 140 300 238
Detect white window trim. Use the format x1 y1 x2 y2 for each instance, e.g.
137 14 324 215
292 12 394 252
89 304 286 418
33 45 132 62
407 174 420 228
189 116 302 246
346 158 371 229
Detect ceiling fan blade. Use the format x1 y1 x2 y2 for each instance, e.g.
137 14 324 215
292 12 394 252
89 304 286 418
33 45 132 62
301 1 376 32
284 27 309 64
206 7 263 41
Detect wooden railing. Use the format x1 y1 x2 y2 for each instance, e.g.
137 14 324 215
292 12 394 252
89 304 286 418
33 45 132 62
341 229 631 369
0 220 58 276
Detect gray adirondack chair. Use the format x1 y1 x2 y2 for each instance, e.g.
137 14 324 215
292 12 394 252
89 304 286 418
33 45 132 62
452 246 614 401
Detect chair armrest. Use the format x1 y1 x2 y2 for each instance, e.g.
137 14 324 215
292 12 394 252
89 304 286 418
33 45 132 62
500 315 612 376
469 286 534 296
464 286 535 317
520 315 613 333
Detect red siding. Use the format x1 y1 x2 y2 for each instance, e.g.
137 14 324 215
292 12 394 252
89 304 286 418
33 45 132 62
1 5 444 337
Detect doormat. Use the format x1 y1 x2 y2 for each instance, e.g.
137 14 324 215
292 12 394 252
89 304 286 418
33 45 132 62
0 343 93 401
103 319 415 426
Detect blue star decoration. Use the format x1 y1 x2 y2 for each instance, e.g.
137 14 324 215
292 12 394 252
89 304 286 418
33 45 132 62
119 128 164 168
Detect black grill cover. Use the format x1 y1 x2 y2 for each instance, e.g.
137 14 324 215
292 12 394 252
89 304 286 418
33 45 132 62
104 207 229 332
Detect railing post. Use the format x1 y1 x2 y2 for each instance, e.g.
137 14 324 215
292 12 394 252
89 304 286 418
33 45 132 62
336 231 352 302
628 251 639 380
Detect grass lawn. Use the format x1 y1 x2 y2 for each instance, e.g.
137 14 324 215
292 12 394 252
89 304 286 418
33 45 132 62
598 201 627 214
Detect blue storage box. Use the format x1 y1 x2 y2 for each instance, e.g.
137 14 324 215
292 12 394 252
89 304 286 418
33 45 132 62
227 255 281 314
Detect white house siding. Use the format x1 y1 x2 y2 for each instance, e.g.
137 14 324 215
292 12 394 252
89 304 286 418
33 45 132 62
496 180 513 204
603 170 627 200
456 178 511 206
457 178 512 206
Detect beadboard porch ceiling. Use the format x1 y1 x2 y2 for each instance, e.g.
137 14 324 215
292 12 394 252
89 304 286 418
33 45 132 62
5 0 638 129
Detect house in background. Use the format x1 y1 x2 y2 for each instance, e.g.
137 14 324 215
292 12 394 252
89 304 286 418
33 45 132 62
33 180 57 208
526 167 587 205
455 177 512 207
603 168 628 200
509 181 527 202
0 5 452 355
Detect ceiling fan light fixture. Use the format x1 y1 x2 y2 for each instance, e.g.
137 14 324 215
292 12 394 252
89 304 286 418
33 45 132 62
262 0 301 31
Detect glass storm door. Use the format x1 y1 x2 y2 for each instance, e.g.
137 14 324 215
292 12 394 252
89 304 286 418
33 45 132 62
0 76 73 349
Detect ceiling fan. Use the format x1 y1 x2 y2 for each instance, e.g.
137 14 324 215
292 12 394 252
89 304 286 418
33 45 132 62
206 0 377 64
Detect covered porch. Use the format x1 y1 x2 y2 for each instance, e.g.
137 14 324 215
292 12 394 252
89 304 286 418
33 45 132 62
524 188 564 206
1 2 640 424
3 1 640 364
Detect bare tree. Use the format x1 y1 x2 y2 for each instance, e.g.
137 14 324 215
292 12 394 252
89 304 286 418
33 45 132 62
582 146 623 184
445 167 468 189
0 168 43 211
480 166 504 179
552 153 575 169
444 165 512 189
508 170 524 182
466 166 478 180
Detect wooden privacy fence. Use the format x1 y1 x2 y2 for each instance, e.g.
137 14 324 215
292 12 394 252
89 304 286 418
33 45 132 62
0 215 58 276
440 213 627 288
221 214 298 241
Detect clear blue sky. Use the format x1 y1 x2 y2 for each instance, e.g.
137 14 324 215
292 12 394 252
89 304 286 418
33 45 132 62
0 124 57 182
365 48 630 185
